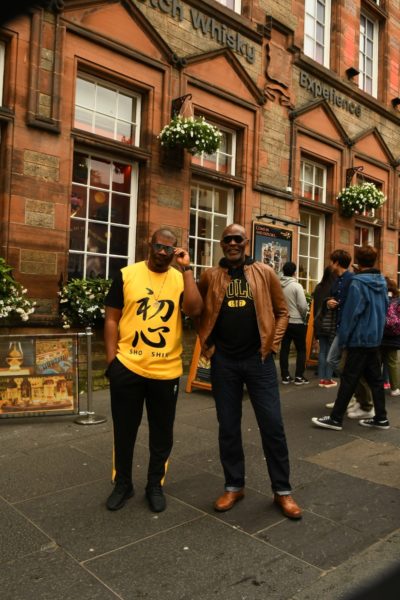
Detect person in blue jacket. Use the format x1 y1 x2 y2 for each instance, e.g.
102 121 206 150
312 245 390 431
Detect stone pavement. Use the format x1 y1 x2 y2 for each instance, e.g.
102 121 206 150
1 371 400 600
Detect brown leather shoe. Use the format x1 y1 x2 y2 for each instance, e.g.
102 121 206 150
214 489 244 512
274 494 302 519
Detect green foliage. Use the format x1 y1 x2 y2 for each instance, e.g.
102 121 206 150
58 278 112 329
158 115 222 155
337 183 386 217
0 258 36 321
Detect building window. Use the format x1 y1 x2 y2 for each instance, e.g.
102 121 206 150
359 13 379 97
192 127 236 175
354 224 374 249
189 182 234 279
0 41 4 106
304 0 331 67
74 76 141 145
68 151 138 280
298 210 325 293
215 0 241 14
300 159 327 202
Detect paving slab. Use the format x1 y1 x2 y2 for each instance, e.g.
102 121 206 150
1 546 119 600
293 530 400 600
16 479 203 561
307 438 400 489
0 497 50 562
295 469 400 538
0 445 108 503
85 516 320 600
256 510 374 570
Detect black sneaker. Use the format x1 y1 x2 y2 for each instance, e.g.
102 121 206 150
146 485 166 513
311 416 342 430
295 377 309 385
282 376 294 385
359 418 390 430
106 483 134 511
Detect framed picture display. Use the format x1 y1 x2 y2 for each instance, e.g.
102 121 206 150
185 337 212 393
251 221 293 276
0 334 79 418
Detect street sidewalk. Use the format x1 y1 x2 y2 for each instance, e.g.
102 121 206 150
1 370 400 599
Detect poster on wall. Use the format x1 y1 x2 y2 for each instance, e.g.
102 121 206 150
0 336 78 418
251 221 293 276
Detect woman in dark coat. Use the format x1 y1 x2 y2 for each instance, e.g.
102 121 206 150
313 266 337 388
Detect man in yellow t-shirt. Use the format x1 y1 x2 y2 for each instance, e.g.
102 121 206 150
104 228 203 512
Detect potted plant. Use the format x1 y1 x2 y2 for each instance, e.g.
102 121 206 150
336 182 386 217
58 278 112 329
0 258 35 322
158 115 222 156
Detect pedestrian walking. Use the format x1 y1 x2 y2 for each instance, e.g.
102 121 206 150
312 245 389 431
380 277 400 397
279 262 310 385
104 228 203 512
325 249 354 375
198 223 302 520
313 266 337 388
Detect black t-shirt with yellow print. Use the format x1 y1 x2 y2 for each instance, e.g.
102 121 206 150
212 259 261 359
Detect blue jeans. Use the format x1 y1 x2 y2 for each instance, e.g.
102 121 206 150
210 351 291 493
318 335 334 380
327 335 342 374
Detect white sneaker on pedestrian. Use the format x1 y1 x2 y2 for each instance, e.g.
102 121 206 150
390 388 400 397
346 401 360 416
347 406 375 419
347 396 357 410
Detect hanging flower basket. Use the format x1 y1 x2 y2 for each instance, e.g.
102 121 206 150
336 183 386 217
158 115 222 156
0 258 36 322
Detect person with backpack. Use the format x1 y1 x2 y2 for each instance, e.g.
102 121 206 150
312 245 390 431
279 262 309 385
380 277 400 397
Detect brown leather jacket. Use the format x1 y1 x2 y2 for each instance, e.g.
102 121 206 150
198 258 289 360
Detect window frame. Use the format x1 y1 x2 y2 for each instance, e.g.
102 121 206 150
304 0 331 68
192 125 237 176
68 149 138 280
300 158 327 203
215 0 241 14
189 181 235 279
74 74 142 146
298 210 326 293
359 11 379 98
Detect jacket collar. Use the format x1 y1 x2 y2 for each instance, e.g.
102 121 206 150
219 255 255 277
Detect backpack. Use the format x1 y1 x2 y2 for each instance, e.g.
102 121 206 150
384 299 400 337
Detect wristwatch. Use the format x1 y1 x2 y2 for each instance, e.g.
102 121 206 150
182 266 193 272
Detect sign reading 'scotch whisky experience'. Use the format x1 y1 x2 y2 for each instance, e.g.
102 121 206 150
137 0 256 63
0 336 78 418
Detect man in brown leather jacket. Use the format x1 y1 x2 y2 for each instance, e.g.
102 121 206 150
198 223 302 519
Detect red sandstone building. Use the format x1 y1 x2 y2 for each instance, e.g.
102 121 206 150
1 0 400 325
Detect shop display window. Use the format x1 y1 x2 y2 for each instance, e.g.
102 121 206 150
189 182 234 279
68 152 137 280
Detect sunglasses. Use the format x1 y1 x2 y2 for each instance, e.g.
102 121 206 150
151 243 176 255
222 235 246 244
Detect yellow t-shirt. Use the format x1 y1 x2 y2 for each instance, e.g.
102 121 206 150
116 261 184 379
